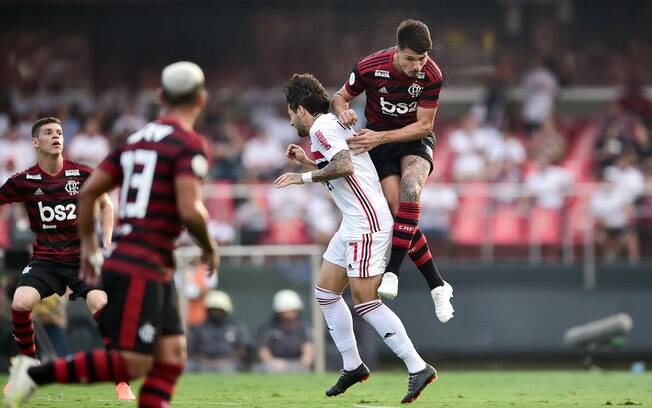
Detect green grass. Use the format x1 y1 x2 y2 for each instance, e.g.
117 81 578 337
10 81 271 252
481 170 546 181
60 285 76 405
2 371 651 407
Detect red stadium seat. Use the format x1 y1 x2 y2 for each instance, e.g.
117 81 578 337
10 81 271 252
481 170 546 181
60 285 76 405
264 218 309 245
205 181 235 221
529 207 562 246
490 205 526 246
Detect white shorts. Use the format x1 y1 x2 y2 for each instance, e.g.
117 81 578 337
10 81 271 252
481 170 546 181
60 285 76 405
323 228 391 278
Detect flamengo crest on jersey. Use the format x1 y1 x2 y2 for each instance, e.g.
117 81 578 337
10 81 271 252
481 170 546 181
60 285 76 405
309 114 392 235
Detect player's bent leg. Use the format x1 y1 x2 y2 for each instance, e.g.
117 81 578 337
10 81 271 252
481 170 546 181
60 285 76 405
11 286 41 360
84 289 107 315
138 335 186 407
316 261 368 397
350 275 437 404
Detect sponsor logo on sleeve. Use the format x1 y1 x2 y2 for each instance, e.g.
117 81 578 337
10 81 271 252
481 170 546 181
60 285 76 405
374 69 390 78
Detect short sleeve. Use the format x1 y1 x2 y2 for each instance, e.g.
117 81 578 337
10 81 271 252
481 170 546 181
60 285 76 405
311 122 349 162
344 63 366 97
174 136 209 180
0 176 21 205
98 147 124 184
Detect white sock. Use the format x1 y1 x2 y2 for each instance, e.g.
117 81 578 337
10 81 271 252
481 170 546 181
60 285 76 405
354 300 426 373
315 286 363 371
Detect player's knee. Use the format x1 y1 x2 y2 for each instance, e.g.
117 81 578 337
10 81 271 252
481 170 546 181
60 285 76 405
350 284 377 305
11 289 39 311
122 352 154 378
85 290 108 314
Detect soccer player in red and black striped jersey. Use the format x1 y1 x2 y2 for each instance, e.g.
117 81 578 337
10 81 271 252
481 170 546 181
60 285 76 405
5 62 219 408
0 117 132 399
331 19 454 322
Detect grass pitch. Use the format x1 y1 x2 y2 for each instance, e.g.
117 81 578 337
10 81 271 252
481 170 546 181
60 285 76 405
2 371 651 407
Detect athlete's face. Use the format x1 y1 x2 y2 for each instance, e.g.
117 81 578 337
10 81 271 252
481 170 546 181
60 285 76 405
288 105 309 137
396 47 428 78
33 123 64 156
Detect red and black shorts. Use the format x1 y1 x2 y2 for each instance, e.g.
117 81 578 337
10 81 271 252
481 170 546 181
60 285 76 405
17 259 91 300
97 269 184 354
369 132 436 181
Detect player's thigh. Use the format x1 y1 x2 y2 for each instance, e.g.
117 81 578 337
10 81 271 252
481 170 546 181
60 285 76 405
380 175 401 216
317 260 349 294
399 154 431 201
11 285 42 311
345 228 391 305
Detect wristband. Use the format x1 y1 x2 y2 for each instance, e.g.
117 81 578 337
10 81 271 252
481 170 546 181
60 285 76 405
301 172 313 183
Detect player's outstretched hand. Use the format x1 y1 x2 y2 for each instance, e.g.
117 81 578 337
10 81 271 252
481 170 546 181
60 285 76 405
338 109 358 126
347 128 385 154
274 172 303 188
202 242 220 278
286 144 309 166
80 240 103 286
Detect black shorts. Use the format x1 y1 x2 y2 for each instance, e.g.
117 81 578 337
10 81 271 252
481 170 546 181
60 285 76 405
369 133 436 181
98 270 184 354
17 259 91 301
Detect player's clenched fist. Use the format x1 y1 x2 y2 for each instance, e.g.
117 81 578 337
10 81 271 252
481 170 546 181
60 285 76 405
274 172 303 188
338 109 358 126
286 144 310 166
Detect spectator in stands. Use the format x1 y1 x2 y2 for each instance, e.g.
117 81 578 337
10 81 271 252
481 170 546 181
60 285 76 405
521 56 559 134
31 294 70 357
187 290 253 372
242 127 286 181
256 290 314 373
208 122 245 182
0 126 36 184
111 102 146 141
524 154 574 211
604 148 645 202
618 75 652 128
529 118 567 164
449 114 499 181
184 258 218 328
235 192 269 245
595 108 635 170
420 178 459 240
591 172 640 264
67 116 110 167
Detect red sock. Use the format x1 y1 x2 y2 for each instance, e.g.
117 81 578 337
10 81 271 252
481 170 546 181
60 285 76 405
138 362 184 408
386 202 421 275
27 349 131 385
12 308 36 358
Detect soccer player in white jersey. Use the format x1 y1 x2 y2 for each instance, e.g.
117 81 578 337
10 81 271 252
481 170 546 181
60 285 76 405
274 73 437 404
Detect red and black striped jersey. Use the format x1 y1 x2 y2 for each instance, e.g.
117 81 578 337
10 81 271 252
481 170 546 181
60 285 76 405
99 117 208 281
0 160 92 265
344 47 443 131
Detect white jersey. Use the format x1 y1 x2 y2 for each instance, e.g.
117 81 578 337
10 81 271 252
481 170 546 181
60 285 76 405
309 114 393 236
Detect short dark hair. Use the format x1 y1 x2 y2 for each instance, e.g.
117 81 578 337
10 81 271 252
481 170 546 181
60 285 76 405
31 117 61 138
284 73 330 115
161 86 203 107
396 19 432 54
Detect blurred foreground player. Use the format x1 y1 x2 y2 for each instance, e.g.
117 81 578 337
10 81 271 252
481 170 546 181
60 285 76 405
275 73 437 404
0 117 134 400
331 19 454 322
5 61 219 408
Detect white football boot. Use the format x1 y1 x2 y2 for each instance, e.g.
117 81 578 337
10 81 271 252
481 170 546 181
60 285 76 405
4 355 39 408
431 281 454 323
377 272 399 300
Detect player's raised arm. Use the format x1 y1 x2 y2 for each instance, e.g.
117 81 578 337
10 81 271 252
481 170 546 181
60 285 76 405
175 175 219 276
331 86 358 126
